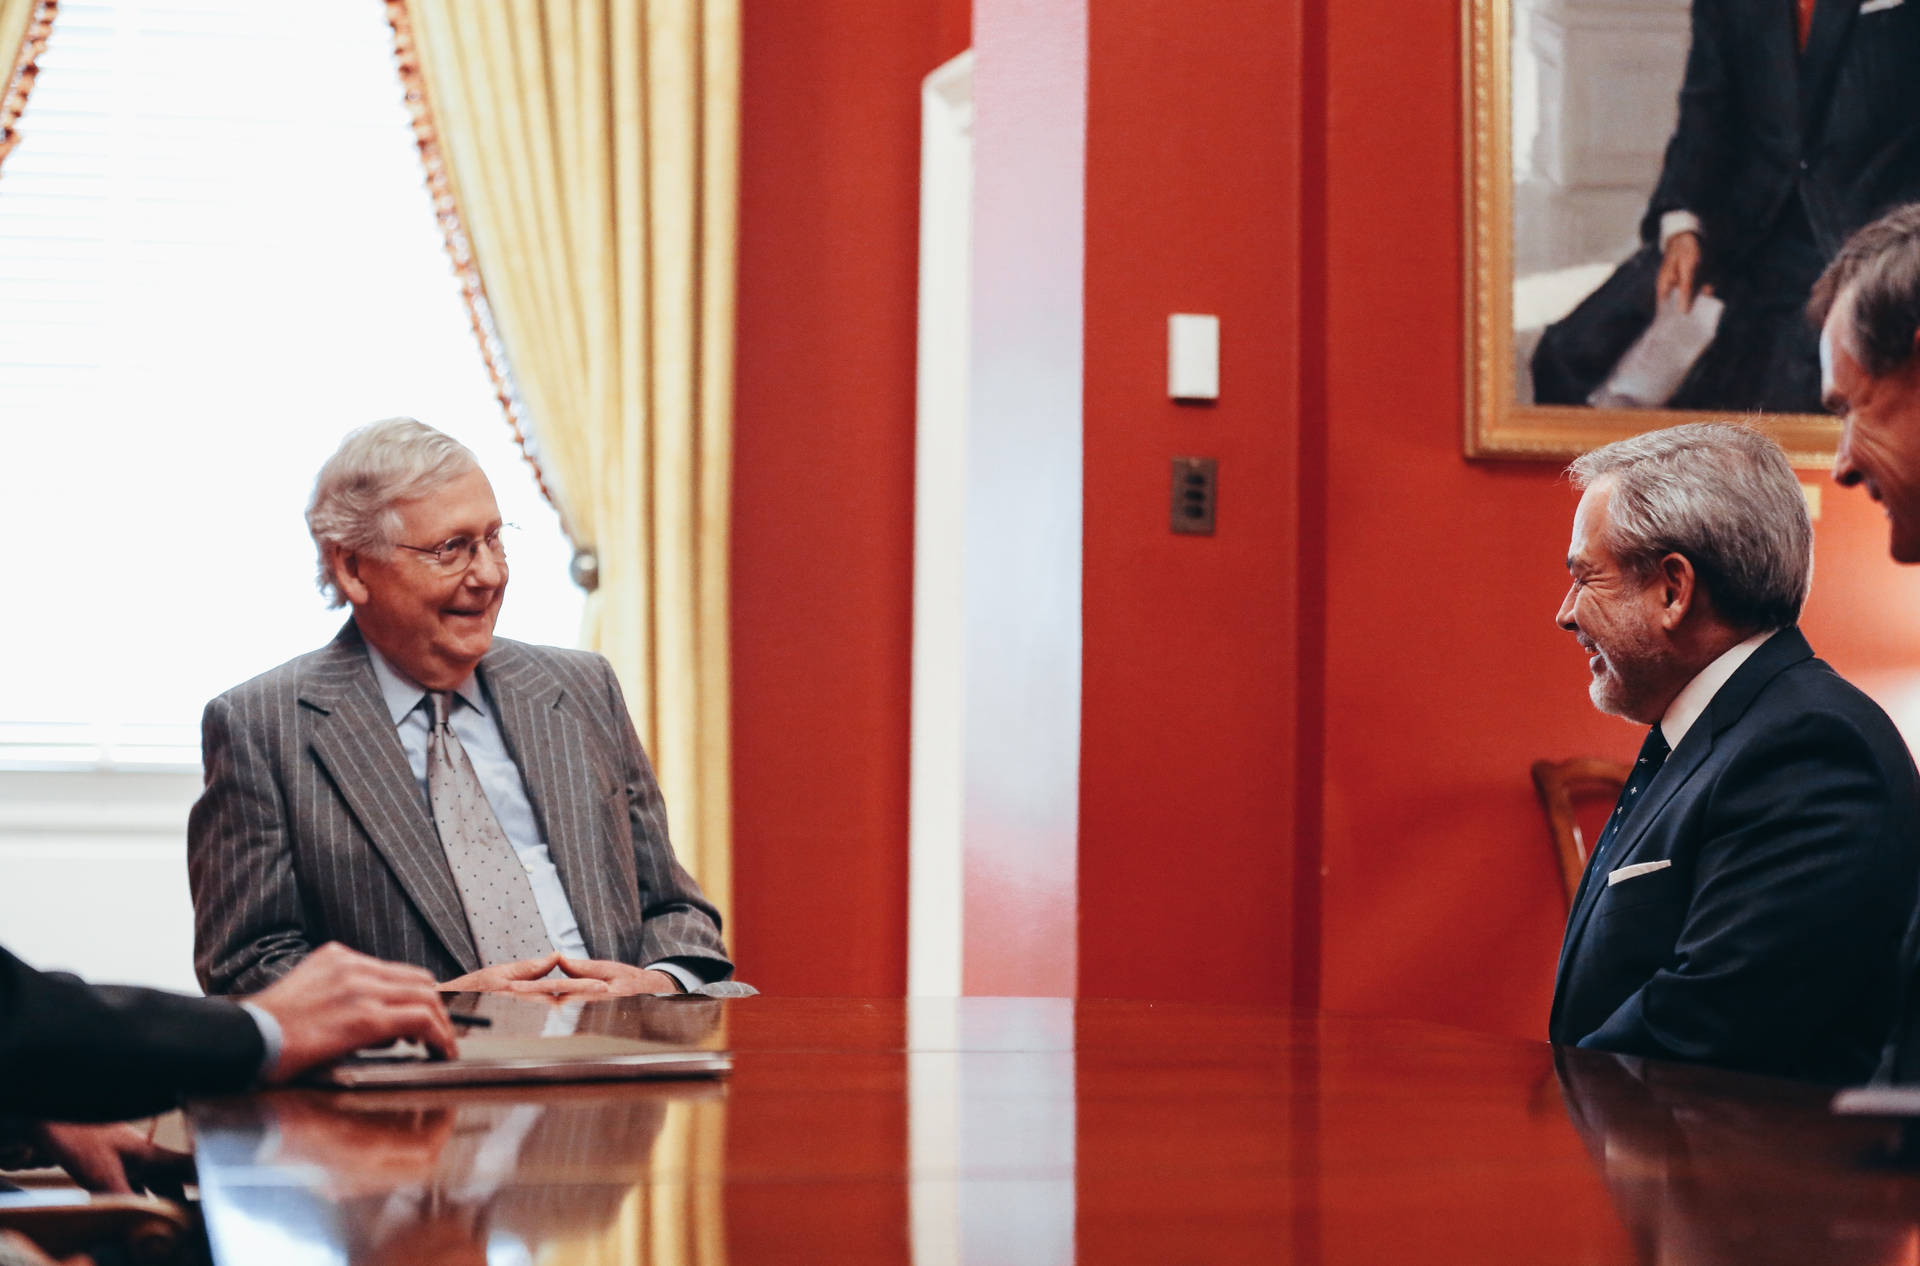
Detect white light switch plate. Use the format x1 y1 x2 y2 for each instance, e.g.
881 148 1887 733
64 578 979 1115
1168 314 1219 401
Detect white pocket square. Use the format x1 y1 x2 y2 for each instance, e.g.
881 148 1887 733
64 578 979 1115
1862 0 1903 15
1608 859 1673 887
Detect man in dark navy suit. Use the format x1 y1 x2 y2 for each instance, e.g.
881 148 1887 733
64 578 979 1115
1548 422 1920 1084
1812 204 1920 1080
1534 0 1920 411
0 941 455 1192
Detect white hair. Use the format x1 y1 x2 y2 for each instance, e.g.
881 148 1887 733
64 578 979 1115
306 418 479 606
1567 422 1812 632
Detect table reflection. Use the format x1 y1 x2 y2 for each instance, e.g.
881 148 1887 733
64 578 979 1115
1555 1047 1920 1266
186 998 1920 1266
445 991 730 1044
906 998 1075 1266
193 993 729 1266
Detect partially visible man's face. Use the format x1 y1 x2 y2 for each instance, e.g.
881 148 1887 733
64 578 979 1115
334 466 507 690
1824 295 1920 563
1556 479 1681 724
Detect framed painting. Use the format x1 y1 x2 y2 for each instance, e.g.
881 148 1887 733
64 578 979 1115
1462 0 1860 466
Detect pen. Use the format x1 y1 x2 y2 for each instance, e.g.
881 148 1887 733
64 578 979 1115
450 1013 493 1027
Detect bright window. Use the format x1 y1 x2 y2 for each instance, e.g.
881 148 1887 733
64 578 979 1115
0 0 583 768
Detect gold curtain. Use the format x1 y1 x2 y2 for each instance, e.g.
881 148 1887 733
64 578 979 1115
552 1095 730 1266
388 0 739 922
0 0 57 173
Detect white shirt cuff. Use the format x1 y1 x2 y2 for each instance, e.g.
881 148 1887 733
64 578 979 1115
645 961 700 993
239 1001 283 1081
1659 210 1702 250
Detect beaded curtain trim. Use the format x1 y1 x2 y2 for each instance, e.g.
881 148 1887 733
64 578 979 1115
384 0 566 525
0 0 58 172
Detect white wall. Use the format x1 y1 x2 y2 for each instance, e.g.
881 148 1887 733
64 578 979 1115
0 770 202 993
910 51 974 998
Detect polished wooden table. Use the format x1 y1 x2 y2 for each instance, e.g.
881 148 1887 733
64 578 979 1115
187 996 1920 1264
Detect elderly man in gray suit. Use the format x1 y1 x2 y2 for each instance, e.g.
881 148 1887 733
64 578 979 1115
188 419 734 997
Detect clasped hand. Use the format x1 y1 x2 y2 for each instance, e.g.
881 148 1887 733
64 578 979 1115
441 952 678 996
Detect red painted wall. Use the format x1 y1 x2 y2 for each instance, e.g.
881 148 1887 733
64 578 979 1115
731 2 969 996
1077 1 1304 1002
731 1 1920 1036
1315 0 1920 1039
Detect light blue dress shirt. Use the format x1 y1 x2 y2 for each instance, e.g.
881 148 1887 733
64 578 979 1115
364 645 695 991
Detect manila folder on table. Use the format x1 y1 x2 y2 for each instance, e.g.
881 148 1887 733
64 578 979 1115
315 1033 732 1089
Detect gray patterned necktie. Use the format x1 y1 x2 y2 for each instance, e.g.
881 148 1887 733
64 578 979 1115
426 691 554 966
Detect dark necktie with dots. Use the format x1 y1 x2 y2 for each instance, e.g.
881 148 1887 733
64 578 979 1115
1587 726 1672 878
427 691 555 966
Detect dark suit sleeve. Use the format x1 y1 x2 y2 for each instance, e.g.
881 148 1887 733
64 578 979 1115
1641 0 1734 245
0 946 263 1122
595 659 733 981
1581 710 1913 1077
188 691 316 995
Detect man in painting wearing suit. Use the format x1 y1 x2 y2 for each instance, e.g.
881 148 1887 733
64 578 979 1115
1549 422 1920 1083
1532 0 1920 411
188 419 735 997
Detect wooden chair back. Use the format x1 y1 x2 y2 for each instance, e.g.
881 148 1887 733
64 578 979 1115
1530 757 1630 909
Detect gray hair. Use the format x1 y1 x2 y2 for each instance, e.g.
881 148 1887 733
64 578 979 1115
306 418 479 606
1809 202 1920 376
1567 422 1811 632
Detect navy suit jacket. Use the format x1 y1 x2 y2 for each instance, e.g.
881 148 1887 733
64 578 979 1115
1548 628 1920 1084
1644 0 1920 268
0 944 261 1123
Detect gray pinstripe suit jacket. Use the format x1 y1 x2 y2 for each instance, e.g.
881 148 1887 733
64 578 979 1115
187 622 730 995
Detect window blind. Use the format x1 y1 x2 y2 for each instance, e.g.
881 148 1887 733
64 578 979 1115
0 0 581 769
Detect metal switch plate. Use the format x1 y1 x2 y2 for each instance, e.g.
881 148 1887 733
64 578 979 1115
1171 457 1217 535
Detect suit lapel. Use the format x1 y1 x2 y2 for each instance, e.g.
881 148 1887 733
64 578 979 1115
481 641 618 961
1692 625 1814 737
1800 0 1859 139
1550 628 1816 1027
1553 731 1710 999
1755 0 1802 133
1551 731 1704 1024
301 625 480 975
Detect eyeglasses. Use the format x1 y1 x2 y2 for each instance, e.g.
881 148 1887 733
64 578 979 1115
394 523 517 573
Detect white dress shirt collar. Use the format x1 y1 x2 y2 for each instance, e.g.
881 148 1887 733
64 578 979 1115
363 638 487 725
1659 629 1777 752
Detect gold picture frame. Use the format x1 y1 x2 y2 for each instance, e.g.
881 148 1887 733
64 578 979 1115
1461 0 1839 467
